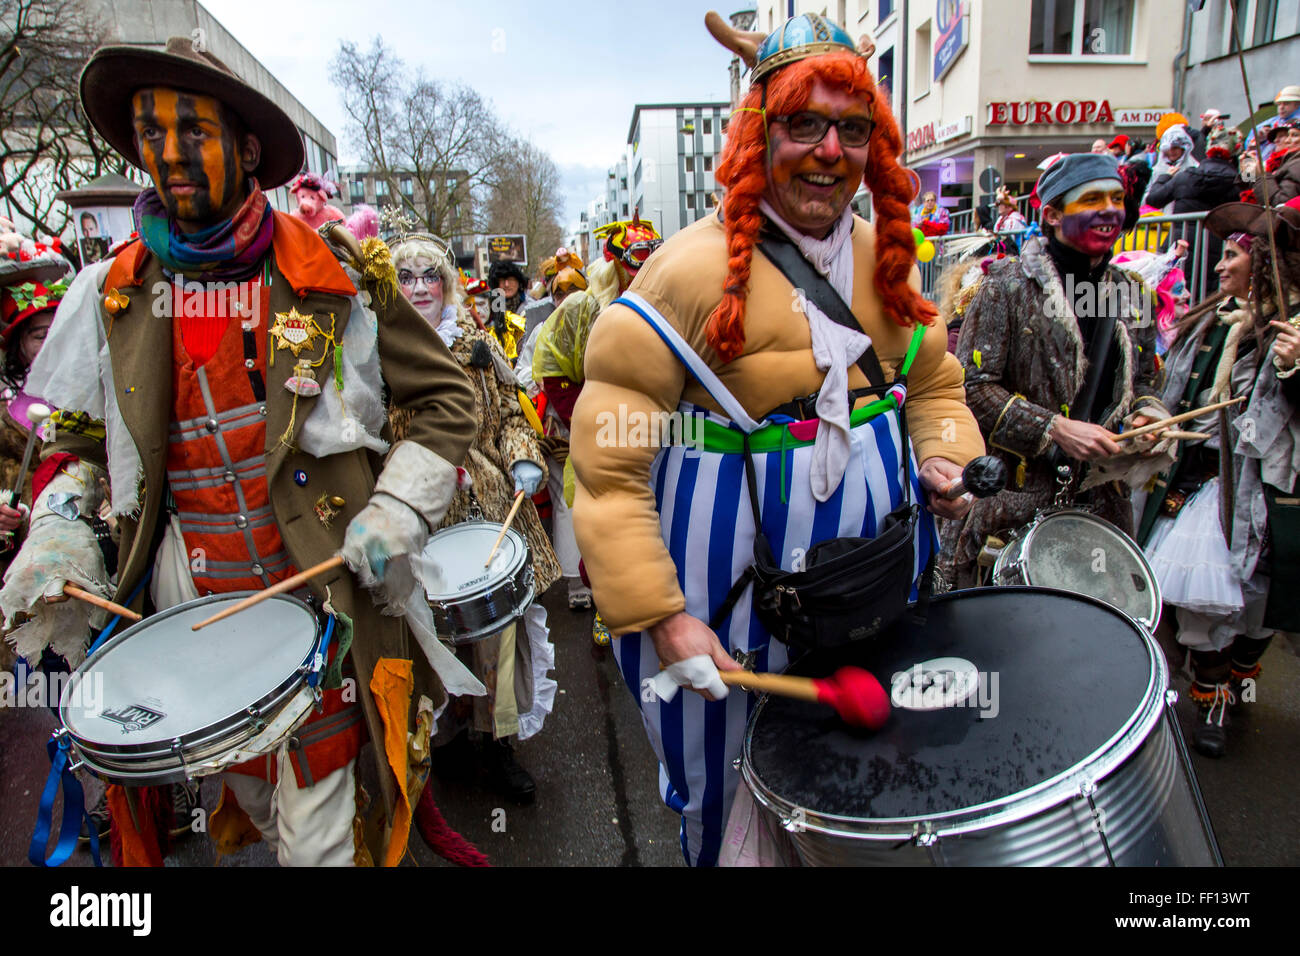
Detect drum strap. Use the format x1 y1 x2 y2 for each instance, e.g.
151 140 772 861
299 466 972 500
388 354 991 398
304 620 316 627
29 735 102 868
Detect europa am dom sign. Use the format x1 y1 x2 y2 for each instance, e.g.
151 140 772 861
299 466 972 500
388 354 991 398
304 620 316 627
988 100 1117 125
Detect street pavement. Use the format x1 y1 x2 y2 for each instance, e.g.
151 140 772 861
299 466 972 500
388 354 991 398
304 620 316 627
1 587 1296 867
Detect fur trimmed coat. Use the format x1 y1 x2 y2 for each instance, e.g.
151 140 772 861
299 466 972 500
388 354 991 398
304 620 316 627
939 236 1168 587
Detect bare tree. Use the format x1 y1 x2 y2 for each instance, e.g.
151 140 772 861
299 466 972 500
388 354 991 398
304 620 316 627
0 0 128 237
331 37 512 244
483 136 565 274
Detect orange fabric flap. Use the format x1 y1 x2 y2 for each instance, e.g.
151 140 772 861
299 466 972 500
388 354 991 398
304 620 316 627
271 211 357 298
370 657 415 867
106 783 165 868
105 240 148 290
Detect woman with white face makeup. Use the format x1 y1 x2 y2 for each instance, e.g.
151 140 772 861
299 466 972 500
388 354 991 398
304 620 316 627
390 234 560 808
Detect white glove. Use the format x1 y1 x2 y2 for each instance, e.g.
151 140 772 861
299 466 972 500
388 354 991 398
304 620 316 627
0 461 110 666
511 461 545 496
649 654 729 703
340 492 428 613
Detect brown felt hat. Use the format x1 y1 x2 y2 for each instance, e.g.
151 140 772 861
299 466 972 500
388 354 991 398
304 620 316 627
1204 202 1300 249
80 37 305 190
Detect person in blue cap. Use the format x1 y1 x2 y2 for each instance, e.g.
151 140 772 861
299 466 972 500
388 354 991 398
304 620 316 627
939 152 1173 588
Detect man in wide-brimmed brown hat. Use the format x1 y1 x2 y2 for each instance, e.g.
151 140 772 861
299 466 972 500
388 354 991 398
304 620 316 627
0 37 479 867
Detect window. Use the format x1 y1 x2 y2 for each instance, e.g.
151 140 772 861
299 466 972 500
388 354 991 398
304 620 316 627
1029 0 1134 56
685 156 695 173
686 193 695 210
706 193 717 208
375 178 389 197
879 0 893 23
703 117 713 135
877 47 894 97
704 155 713 172
401 177 414 197
1253 0 1279 45
914 20 931 96
349 178 364 203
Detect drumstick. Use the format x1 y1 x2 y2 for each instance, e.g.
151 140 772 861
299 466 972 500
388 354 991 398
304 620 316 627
190 554 344 631
719 666 890 729
1163 430 1211 441
8 401 51 506
60 584 143 622
1113 397 1245 443
484 490 526 568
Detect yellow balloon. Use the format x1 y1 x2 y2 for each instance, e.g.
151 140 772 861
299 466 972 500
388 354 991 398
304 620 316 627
917 240 936 263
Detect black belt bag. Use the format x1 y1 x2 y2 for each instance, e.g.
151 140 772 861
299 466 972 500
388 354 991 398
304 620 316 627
707 430 925 651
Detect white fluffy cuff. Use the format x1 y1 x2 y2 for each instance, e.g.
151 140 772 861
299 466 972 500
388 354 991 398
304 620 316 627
373 440 459 532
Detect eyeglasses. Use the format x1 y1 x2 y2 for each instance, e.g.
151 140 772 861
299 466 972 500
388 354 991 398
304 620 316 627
770 111 874 148
398 269 442 289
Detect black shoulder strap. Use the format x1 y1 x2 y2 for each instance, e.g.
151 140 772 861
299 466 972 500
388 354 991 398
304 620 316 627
756 231 888 388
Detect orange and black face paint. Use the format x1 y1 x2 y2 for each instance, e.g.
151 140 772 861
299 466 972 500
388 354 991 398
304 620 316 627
131 87 244 225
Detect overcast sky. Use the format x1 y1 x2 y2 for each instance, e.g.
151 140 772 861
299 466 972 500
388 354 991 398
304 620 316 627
201 0 739 228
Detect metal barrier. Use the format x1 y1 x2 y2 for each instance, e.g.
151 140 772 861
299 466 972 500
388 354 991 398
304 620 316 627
915 211 1213 306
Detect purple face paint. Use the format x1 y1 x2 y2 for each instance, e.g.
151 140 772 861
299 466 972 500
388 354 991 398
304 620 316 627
1057 208 1124 257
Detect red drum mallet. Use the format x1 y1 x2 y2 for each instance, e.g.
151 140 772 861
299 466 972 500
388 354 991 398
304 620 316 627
719 667 891 729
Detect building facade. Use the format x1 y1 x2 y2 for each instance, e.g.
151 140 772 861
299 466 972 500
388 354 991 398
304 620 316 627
903 0 1184 223
1178 0 1300 129
628 101 729 241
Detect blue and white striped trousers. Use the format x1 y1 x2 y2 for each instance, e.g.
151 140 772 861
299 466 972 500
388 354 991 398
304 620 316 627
613 403 936 866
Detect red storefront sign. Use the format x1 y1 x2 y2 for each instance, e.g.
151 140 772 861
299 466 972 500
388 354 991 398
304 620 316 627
987 100 1116 126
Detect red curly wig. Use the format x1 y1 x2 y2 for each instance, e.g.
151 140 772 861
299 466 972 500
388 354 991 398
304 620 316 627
710 52 933 362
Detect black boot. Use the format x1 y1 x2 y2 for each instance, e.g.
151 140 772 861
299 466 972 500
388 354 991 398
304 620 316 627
483 738 536 805
1189 648 1233 758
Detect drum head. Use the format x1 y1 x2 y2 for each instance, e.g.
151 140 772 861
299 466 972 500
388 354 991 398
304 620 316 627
422 521 526 600
1023 512 1158 629
61 594 318 750
746 589 1155 821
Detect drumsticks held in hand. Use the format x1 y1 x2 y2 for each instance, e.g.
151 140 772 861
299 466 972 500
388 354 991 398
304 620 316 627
1113 397 1245 443
58 584 143 622
190 554 344 631
484 490 526 568
720 666 891 729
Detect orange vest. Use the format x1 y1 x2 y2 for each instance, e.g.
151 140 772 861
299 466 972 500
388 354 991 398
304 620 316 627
165 276 362 787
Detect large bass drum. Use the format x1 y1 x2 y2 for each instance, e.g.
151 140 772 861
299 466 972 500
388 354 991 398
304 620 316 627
740 588 1220 866
992 510 1161 632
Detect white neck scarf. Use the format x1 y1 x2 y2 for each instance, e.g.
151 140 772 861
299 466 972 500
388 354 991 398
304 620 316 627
433 303 462 347
758 200 867 502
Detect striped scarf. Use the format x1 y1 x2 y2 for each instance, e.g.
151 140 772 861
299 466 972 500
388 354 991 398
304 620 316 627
133 182 273 281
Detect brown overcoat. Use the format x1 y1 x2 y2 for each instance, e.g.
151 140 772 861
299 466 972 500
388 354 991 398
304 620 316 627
40 214 476 838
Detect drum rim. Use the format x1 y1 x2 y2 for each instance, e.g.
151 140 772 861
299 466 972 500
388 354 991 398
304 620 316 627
993 509 1162 631
434 567 536 645
59 592 320 761
425 520 529 601
741 588 1170 842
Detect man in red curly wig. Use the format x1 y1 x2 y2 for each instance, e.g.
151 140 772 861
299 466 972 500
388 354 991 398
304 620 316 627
569 12 982 865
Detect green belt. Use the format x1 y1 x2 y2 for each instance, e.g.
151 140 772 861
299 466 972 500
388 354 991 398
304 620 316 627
681 393 901 454
679 324 925 455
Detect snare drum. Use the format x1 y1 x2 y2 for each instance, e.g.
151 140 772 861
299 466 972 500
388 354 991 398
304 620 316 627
992 510 1161 631
58 593 324 786
741 588 1221 866
419 520 535 644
